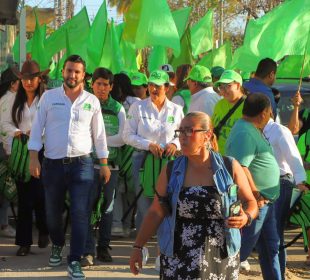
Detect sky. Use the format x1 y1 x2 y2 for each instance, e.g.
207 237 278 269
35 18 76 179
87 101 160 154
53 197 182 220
25 0 123 23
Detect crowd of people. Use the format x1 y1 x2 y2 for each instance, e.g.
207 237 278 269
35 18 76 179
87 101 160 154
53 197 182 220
0 54 309 280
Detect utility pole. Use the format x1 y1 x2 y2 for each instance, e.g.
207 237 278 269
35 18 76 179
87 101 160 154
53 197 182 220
219 0 224 46
66 0 74 20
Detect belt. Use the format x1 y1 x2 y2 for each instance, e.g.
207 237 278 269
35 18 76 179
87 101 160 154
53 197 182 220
45 155 91 165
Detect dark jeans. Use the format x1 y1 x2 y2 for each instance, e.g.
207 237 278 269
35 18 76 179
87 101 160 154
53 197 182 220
42 156 94 263
240 203 281 280
274 174 295 280
15 176 48 246
84 169 118 254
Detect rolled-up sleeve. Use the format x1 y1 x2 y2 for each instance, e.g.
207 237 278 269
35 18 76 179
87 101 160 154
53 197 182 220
91 100 109 159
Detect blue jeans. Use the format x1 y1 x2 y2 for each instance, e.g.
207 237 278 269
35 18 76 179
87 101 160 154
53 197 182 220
42 156 94 263
84 169 118 254
240 203 281 280
274 174 294 280
132 151 153 231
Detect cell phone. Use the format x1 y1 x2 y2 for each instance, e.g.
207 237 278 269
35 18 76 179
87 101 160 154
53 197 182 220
229 200 241 217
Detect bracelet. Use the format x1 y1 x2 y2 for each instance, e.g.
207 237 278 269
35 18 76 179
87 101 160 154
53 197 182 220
132 245 143 250
99 163 108 167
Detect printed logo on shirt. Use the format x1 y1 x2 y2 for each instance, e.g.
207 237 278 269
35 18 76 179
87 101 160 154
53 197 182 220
83 103 92 111
167 116 175 123
127 115 133 120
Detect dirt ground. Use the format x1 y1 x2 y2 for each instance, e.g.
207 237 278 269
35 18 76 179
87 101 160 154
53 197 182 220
0 227 309 279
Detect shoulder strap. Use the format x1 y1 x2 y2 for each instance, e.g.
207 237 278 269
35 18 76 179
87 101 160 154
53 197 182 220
214 95 246 138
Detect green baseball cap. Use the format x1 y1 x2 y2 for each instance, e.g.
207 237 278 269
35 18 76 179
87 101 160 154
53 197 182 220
131 71 148 86
148 70 169 86
184 65 212 83
214 70 243 87
211 66 225 78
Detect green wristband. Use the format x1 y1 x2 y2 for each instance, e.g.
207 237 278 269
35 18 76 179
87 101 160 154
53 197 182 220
99 163 108 167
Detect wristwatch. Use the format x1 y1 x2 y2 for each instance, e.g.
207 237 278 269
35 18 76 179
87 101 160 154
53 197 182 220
244 211 253 226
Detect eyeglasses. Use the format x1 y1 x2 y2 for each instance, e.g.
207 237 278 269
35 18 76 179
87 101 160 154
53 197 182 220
218 83 235 91
174 128 208 137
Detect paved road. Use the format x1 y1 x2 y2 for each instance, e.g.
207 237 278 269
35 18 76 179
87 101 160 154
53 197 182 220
0 228 309 279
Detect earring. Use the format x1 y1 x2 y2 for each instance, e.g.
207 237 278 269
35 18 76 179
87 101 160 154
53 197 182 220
206 141 211 150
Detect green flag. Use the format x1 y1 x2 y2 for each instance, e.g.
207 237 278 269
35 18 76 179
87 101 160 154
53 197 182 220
277 55 310 79
148 46 168 73
87 1 108 73
31 10 49 69
122 0 143 43
170 27 194 70
232 0 310 72
110 20 124 74
12 34 20 64
172 6 192 38
277 29 310 79
99 22 112 69
45 8 90 59
135 0 180 56
198 41 232 69
191 10 213 57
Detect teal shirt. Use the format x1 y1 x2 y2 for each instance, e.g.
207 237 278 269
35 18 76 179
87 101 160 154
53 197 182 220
226 119 280 201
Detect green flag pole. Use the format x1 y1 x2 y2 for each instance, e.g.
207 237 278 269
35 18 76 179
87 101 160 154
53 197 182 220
298 27 310 92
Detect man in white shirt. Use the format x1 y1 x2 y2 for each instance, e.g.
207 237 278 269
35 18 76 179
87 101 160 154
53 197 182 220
264 118 307 279
185 65 221 116
28 55 110 280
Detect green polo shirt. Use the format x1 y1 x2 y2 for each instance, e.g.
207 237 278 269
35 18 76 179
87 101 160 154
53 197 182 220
226 119 280 201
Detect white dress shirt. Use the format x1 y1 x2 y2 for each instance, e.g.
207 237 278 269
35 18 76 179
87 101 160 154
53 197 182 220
188 87 221 116
264 119 306 184
123 97 184 151
2 94 39 155
0 90 16 154
28 86 109 159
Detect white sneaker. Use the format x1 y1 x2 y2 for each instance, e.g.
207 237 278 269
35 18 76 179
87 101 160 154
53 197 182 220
141 247 149 266
240 260 251 271
111 226 124 237
0 225 15 238
154 255 160 271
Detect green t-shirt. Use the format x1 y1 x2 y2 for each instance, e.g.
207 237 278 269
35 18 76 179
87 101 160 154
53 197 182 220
212 99 244 155
226 119 280 201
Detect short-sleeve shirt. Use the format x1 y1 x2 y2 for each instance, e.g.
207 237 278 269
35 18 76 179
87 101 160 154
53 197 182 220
226 119 280 201
212 99 244 155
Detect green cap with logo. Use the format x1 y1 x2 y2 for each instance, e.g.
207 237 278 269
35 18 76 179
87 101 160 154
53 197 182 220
131 71 148 86
184 65 212 83
148 70 170 86
214 70 243 87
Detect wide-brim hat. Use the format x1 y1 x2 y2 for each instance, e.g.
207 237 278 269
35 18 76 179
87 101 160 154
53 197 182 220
12 60 50 80
0 67 19 85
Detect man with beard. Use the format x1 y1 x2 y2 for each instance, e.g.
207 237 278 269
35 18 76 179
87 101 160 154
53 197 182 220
28 55 111 280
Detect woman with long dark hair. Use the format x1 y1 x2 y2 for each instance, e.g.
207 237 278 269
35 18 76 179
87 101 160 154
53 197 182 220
2 60 49 256
0 67 19 238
